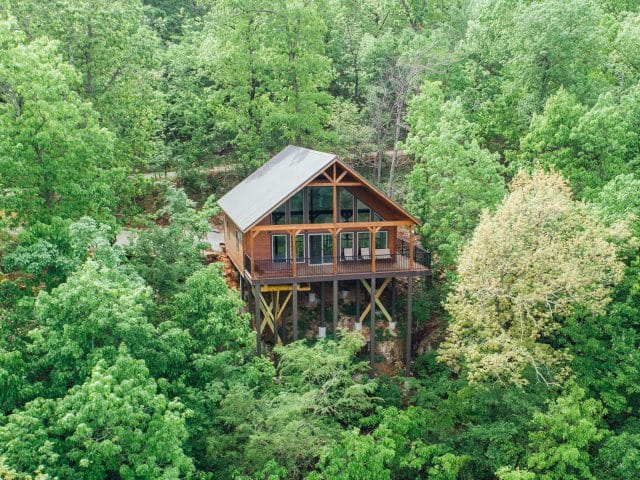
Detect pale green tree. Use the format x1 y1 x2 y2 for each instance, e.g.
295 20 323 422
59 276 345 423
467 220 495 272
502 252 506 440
440 170 628 386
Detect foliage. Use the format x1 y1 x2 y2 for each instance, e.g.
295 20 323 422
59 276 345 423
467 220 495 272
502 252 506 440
126 185 217 299
0 352 194 479
406 84 506 269
2 1 640 479
440 170 629 386
0 19 118 226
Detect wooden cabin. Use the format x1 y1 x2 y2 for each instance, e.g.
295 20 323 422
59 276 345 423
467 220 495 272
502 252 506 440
218 146 431 376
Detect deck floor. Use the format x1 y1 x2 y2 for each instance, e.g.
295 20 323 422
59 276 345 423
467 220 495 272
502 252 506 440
252 254 428 280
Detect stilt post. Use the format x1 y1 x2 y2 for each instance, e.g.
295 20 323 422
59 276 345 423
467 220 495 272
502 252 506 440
370 276 376 379
391 277 396 323
254 283 262 356
405 275 413 376
320 282 325 327
355 280 360 323
333 280 338 337
292 282 298 341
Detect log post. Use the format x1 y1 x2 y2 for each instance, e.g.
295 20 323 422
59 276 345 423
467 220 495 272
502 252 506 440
355 280 360 323
292 281 298 341
369 276 376 379
254 283 262 356
292 231 297 278
333 280 338 337
391 277 396 323
409 227 415 271
405 275 413 376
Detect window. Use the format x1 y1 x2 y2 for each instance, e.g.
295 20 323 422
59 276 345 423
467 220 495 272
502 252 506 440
271 235 288 262
294 234 305 262
375 230 388 249
340 232 354 260
357 231 370 258
271 203 286 225
290 190 304 224
373 212 384 222
235 229 242 247
356 199 371 222
339 188 354 222
309 187 333 223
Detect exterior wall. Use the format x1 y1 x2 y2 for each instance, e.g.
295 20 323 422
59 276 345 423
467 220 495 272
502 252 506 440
223 214 244 271
246 225 399 262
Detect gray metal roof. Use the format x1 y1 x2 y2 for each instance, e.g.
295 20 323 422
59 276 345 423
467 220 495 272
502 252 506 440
218 145 337 232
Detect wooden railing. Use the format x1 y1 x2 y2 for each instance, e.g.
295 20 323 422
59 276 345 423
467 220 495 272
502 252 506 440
245 241 430 280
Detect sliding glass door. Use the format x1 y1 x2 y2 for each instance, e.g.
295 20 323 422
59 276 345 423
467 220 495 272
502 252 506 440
308 233 333 265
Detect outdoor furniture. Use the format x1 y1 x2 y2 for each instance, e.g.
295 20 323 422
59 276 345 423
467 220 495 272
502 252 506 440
375 248 391 260
360 247 370 260
343 247 354 260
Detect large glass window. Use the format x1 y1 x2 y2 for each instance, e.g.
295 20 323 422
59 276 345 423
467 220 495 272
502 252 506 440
309 187 333 223
357 231 371 259
339 188 354 222
356 199 371 222
271 235 288 262
294 234 305 262
375 230 388 249
340 232 354 260
271 203 286 225
290 190 304 224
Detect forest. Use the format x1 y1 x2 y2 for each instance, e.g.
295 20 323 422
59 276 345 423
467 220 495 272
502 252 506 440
1 0 640 478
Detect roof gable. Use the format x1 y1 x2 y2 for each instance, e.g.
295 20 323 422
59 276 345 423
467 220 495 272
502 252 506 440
218 146 336 231
218 145 420 231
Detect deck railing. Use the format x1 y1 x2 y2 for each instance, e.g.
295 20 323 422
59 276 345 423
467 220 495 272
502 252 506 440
246 239 431 280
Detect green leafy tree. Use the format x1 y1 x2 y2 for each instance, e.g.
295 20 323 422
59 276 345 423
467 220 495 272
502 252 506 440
440 170 629 386
499 387 606 480
27 260 158 399
126 185 217 299
0 352 194 479
0 19 117 226
406 84 506 269
311 428 395 480
6 0 165 168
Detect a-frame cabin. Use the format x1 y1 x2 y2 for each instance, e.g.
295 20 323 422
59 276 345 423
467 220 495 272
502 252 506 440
218 146 431 376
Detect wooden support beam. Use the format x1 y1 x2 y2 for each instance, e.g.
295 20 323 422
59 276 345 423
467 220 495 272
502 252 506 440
254 284 261 356
336 170 348 183
292 233 297 278
355 280 360 323
405 275 413 376
307 181 362 187
320 282 325 327
359 278 392 322
251 220 413 233
292 282 298 341
369 276 376 379
332 228 338 274
391 277 396 323
321 170 332 182
409 227 415 271
333 280 338 338
371 226 379 273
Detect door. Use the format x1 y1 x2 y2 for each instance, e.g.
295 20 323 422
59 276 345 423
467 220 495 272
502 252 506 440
271 234 288 262
308 233 333 265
